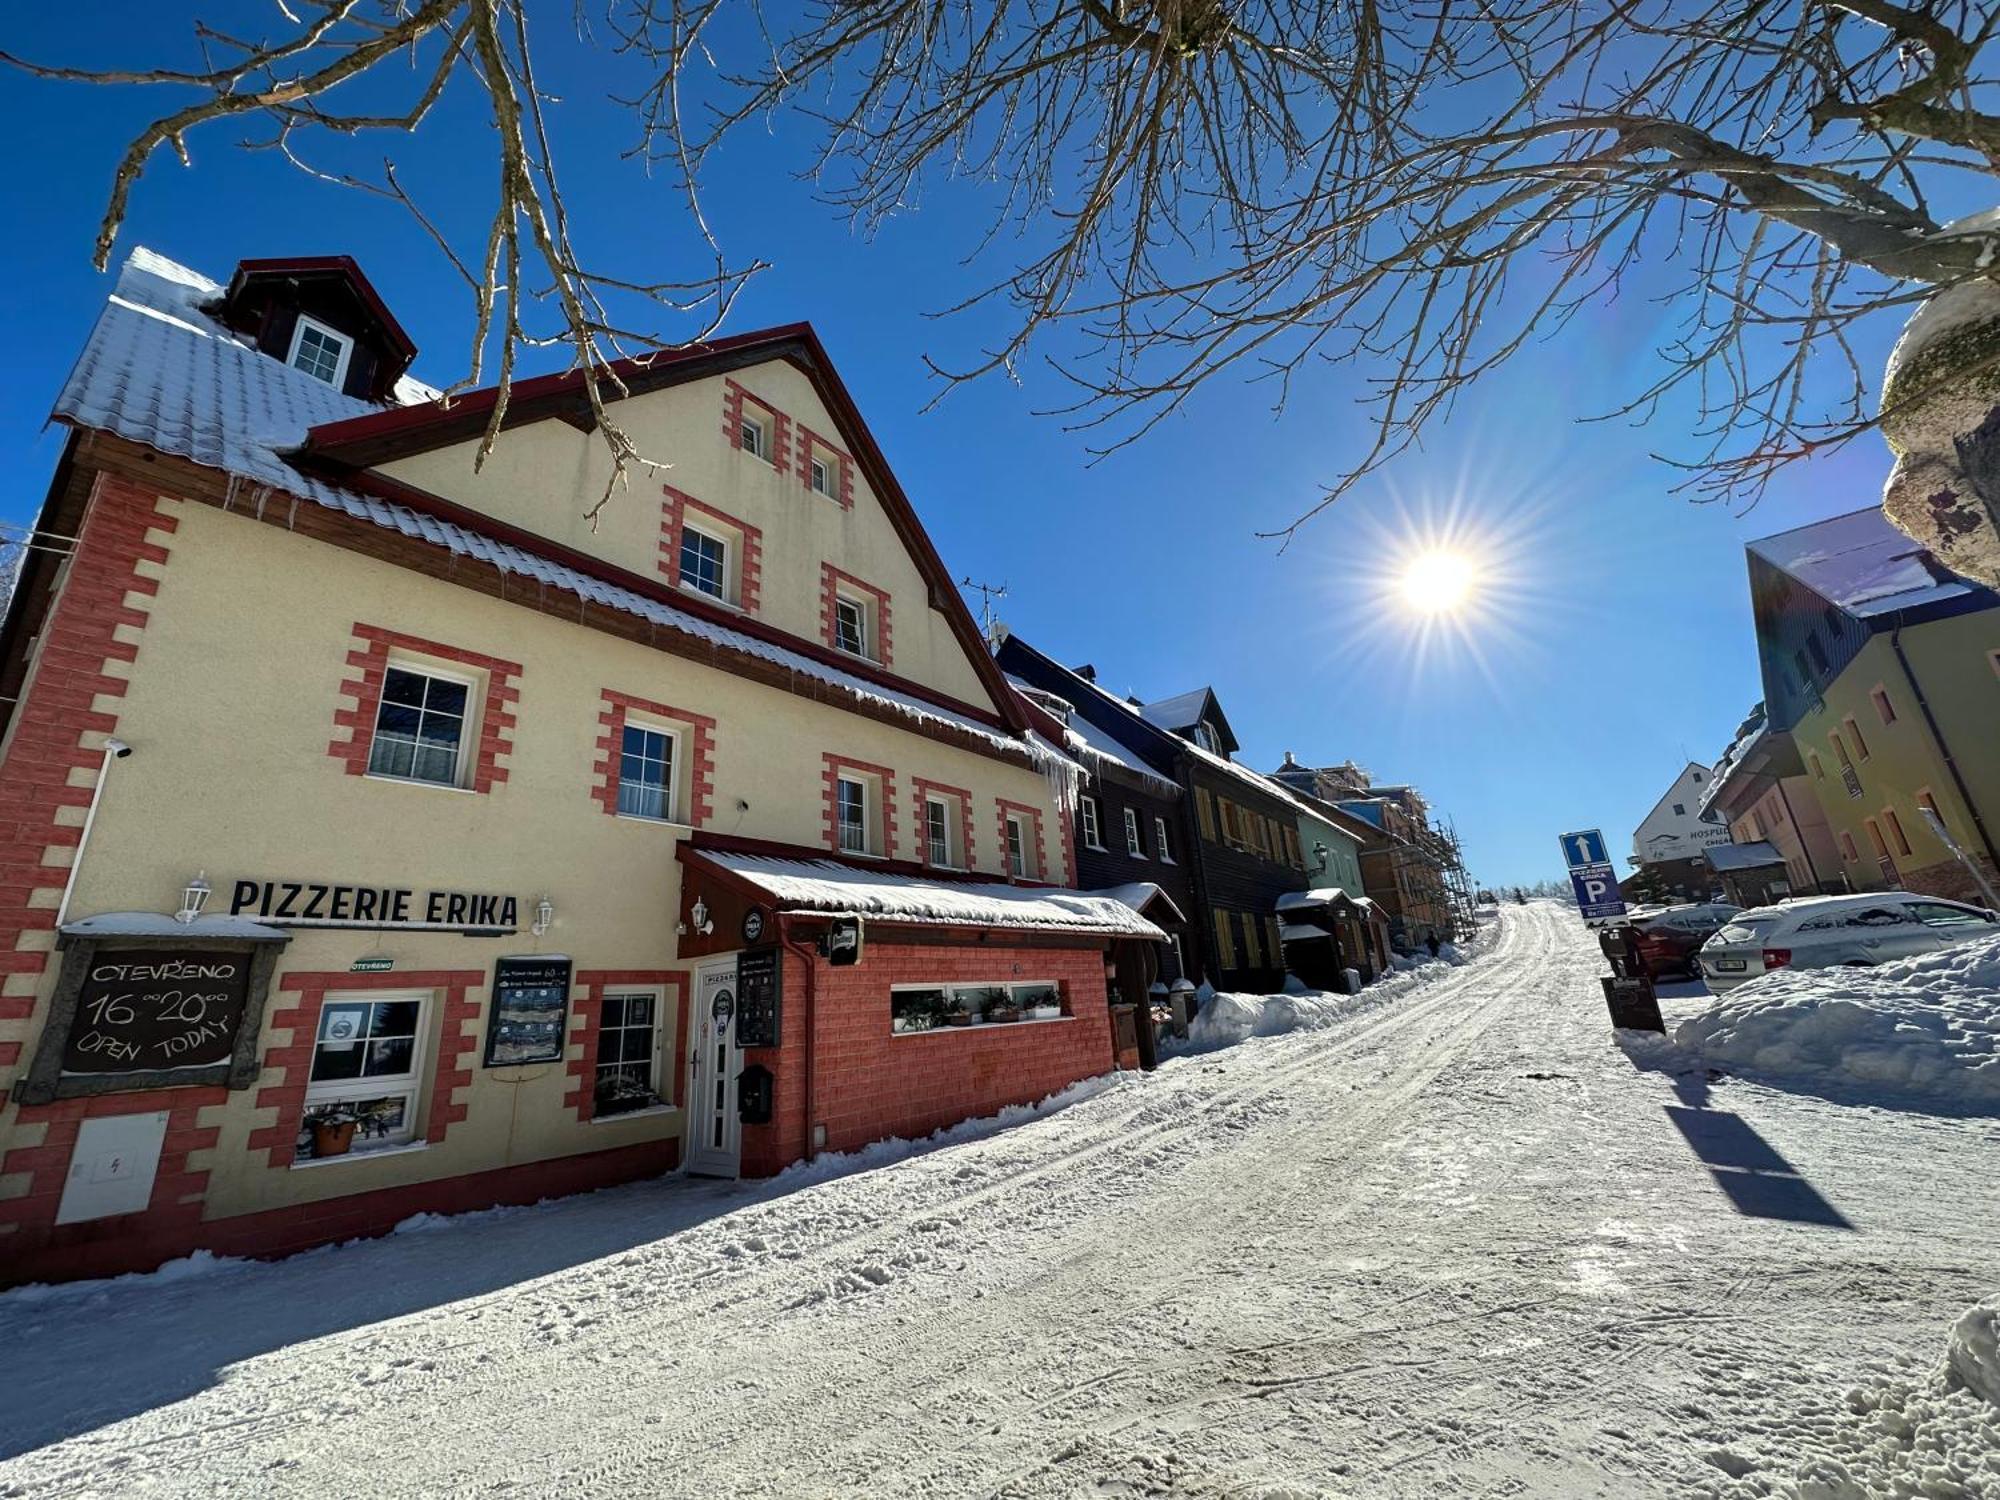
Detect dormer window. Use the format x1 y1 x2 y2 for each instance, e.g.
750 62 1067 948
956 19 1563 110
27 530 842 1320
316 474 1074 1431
287 314 353 388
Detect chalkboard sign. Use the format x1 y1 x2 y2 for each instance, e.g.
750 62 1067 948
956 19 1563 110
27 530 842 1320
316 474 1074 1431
735 946 782 1049
483 955 574 1067
61 948 256 1076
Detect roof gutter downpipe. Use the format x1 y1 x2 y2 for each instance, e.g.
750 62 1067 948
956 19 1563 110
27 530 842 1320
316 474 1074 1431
55 737 132 929
1890 618 2000 875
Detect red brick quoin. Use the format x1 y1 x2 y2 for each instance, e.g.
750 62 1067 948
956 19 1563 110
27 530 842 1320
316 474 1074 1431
327 625 521 792
910 777 977 869
658 486 764 614
0 473 175 1088
564 970 691 1123
722 378 792 474
590 690 717 826
818 564 894 668
821 753 901 859
248 968 486 1168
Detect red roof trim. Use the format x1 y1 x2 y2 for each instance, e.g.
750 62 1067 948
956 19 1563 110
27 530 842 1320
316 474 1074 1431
298 322 1030 735
227 256 417 360
291 456 1014 733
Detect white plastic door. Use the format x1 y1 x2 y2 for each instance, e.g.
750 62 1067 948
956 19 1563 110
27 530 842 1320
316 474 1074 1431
686 959 743 1177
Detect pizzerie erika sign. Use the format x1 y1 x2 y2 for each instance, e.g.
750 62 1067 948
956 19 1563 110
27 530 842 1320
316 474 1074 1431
229 878 523 934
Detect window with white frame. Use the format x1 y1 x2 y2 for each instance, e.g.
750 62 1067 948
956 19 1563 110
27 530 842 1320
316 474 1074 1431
837 775 871 854
593 990 662 1117
678 525 728 600
891 980 1064 1032
368 663 472 787
738 412 769 460
1155 815 1173 863
617 721 677 821
300 994 427 1156
1123 806 1146 858
810 454 835 498
287 315 352 388
1079 795 1104 850
1191 722 1220 753
1005 812 1033 878
834 594 869 657
924 795 957 867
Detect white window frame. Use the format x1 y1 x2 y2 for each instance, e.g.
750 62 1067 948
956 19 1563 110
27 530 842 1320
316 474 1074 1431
1006 812 1032 878
592 986 668 1118
924 794 956 867
738 412 770 462
1191 723 1219 753
367 658 478 790
837 774 873 855
616 717 682 823
287 313 354 389
1123 806 1146 858
1079 795 1104 851
677 522 730 602
301 991 431 1155
810 453 835 498
834 593 870 658
1155 816 1174 863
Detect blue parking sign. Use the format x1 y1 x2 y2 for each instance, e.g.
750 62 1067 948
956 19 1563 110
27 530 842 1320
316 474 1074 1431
1570 863 1626 922
1559 829 1609 870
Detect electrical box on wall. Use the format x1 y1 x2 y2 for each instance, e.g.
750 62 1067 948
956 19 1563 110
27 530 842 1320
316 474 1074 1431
55 1110 170 1225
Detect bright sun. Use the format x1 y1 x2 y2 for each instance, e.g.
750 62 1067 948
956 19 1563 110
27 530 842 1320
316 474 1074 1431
1399 550 1478 613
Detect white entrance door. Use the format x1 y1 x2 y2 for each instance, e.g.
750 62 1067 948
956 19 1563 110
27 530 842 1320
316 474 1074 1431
686 958 743 1178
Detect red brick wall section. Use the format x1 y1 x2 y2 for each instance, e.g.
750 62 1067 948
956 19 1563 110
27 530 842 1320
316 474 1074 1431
995 798 1050 883
821 753 901 859
327 625 521 792
910 777 976 870
0 473 174 1088
818 564 894 668
793 423 856 510
590 690 717 825
722 379 791 474
738 940 1112 1177
247 969 486 1168
658 487 764 614
565 970 690 1123
0 1087 227 1266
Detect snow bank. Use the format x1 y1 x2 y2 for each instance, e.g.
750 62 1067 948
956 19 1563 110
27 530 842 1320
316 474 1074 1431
1169 936 1484 1057
1947 1295 2000 1408
1670 936 2000 1112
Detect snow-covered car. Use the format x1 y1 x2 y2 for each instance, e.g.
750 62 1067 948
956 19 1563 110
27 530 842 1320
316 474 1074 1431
1695 892 2000 990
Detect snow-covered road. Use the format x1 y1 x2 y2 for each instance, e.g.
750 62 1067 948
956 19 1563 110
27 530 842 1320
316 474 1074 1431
3 903 1997 1498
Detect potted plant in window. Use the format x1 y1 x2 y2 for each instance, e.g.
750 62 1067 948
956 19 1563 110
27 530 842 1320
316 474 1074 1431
985 998 1022 1024
309 1107 359 1159
943 993 975 1027
594 1076 661 1118
1023 992 1063 1022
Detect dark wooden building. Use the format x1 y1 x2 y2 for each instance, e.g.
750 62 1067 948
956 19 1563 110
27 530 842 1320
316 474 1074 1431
998 637 1309 992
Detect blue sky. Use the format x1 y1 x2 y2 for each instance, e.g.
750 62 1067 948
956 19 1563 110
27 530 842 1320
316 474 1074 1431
0 11 1903 887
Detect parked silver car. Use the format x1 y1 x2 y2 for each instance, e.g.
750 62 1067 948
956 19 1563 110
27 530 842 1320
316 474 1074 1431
1695 892 2000 990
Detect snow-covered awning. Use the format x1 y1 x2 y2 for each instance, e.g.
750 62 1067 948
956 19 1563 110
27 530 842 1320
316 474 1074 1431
1276 887 1377 915
60 912 291 941
1089 882 1186 928
1705 841 1787 873
686 849 1166 938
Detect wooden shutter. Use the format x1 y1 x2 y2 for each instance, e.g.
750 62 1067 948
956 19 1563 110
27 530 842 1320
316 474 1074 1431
1239 911 1260 967
1197 787 1218 841
1212 910 1236 969
1267 916 1284 963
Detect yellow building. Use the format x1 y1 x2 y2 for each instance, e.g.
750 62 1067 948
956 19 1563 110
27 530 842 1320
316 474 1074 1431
0 250 1158 1285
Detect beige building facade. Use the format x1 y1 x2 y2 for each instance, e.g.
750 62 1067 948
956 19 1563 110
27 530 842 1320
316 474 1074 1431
0 251 1151 1285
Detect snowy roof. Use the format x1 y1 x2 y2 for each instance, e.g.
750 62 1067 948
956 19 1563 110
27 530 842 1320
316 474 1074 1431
1704 841 1786 873
1090 882 1187 925
697 851 1166 937
1062 711 1180 796
1276 888 1376 913
53 249 1053 765
60 911 290 941
1747 508 1991 620
1138 688 1213 731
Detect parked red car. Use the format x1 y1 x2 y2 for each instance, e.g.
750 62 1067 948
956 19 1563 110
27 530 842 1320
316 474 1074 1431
1602 902 1742 979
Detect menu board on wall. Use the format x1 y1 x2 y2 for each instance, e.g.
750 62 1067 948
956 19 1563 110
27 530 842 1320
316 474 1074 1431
735 947 782 1049
483 955 574 1067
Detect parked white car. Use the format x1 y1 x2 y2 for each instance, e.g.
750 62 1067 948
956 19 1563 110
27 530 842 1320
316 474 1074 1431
1695 892 2000 990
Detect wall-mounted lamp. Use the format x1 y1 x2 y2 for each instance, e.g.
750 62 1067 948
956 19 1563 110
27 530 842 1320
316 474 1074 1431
175 871 211 925
532 894 555 936
690 896 714 936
